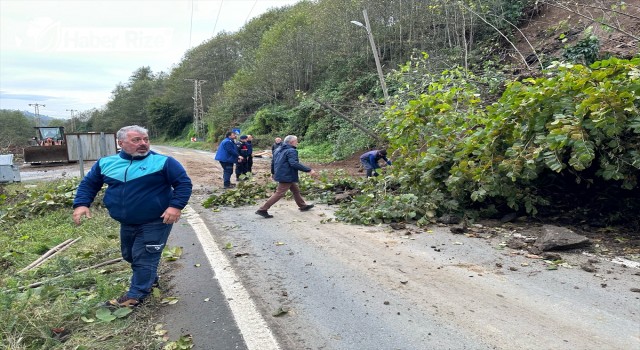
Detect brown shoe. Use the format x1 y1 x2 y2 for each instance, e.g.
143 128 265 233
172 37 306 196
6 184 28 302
104 295 141 308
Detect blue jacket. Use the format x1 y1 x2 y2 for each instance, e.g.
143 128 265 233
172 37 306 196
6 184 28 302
73 151 192 225
360 150 391 169
215 137 240 163
273 144 311 183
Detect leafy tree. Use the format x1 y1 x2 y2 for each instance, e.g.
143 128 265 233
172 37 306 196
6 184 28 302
147 96 190 138
0 110 35 148
382 55 639 221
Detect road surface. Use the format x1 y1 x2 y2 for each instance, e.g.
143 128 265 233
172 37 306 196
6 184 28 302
24 145 640 349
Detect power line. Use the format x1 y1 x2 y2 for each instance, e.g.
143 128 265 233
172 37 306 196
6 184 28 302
212 0 223 36
28 103 45 127
66 109 78 132
185 79 207 139
189 0 194 47
245 0 258 24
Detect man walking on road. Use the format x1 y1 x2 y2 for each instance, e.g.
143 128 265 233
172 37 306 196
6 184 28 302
215 131 243 188
72 125 193 308
256 135 316 218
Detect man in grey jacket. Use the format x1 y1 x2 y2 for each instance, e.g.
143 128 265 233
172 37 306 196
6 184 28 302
256 135 316 218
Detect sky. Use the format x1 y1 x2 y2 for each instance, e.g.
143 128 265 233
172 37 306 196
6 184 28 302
0 0 301 119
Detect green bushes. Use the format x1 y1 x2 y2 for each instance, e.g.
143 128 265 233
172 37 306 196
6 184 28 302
205 55 639 227
382 55 639 221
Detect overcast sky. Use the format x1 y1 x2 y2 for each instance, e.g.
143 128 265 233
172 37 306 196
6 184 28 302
0 0 300 119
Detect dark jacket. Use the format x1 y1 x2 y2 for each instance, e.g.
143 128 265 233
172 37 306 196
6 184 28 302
273 144 311 183
360 150 391 169
215 137 240 163
73 151 192 225
237 141 250 159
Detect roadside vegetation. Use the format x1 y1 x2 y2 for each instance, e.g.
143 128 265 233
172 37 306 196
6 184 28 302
0 180 180 349
205 56 639 231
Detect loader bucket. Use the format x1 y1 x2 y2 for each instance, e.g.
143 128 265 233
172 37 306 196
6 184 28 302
23 145 69 164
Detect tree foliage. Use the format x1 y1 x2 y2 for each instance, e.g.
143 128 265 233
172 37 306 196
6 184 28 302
0 110 34 149
382 55 639 221
67 0 639 226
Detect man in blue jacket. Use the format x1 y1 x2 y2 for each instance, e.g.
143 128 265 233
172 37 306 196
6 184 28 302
360 149 392 177
256 135 316 218
73 125 192 308
215 131 243 188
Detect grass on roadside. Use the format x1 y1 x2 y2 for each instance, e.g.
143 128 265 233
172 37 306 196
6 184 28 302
0 180 167 350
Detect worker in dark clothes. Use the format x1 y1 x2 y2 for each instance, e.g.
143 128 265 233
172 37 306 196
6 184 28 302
236 135 250 180
360 149 392 177
246 135 254 174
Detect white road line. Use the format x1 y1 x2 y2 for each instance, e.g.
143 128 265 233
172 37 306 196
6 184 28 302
183 206 281 350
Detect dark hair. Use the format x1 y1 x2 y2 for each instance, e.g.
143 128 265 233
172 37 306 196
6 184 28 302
225 131 234 137
379 149 387 157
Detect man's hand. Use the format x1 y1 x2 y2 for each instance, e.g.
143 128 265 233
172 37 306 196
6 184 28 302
73 206 92 225
309 169 318 178
161 207 182 224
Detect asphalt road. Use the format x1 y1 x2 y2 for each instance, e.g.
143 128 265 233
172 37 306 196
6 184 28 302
16 145 640 349
150 145 640 350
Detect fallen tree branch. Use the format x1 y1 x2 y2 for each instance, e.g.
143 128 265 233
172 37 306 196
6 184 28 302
31 237 82 271
19 257 124 290
17 237 80 273
312 97 382 143
458 2 532 70
541 0 640 41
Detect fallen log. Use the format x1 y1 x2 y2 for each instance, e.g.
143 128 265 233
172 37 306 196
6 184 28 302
19 257 124 290
17 237 80 273
30 237 82 271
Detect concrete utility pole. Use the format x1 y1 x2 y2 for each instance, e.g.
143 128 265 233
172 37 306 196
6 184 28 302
185 79 207 139
351 9 389 104
28 103 45 127
66 109 78 132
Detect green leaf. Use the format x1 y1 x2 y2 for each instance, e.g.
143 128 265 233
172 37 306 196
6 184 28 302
95 308 116 322
113 307 133 318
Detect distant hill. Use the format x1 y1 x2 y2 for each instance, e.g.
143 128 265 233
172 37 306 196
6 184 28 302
20 110 54 126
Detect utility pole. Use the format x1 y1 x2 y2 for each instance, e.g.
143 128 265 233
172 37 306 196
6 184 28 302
185 79 207 139
351 9 389 104
28 103 45 127
66 109 78 132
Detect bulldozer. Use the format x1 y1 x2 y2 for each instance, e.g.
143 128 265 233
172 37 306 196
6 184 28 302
23 127 118 165
23 126 69 164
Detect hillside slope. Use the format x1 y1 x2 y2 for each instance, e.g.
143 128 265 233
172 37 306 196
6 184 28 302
513 0 639 69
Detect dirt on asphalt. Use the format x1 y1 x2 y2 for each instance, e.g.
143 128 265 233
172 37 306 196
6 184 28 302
15 145 640 349
17 145 639 263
